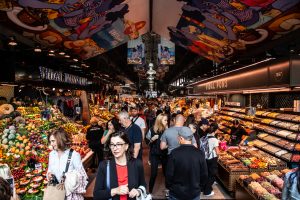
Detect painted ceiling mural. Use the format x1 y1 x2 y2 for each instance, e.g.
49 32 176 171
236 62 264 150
0 0 300 63
154 0 300 63
0 0 149 59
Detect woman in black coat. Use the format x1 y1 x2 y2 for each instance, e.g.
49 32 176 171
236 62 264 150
93 131 146 200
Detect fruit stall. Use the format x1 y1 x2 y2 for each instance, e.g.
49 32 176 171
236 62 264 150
0 106 93 200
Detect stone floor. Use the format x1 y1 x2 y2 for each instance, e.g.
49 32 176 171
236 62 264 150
85 145 234 200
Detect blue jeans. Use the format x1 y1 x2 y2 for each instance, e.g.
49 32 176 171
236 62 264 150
168 193 200 200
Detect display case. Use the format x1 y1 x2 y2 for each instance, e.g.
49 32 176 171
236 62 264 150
217 107 300 164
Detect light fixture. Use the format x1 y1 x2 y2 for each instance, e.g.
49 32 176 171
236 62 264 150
48 53 55 56
65 54 70 58
243 87 290 94
49 50 55 53
147 75 155 80
52 88 55 91
59 51 65 55
73 58 78 62
34 45 42 52
8 36 17 46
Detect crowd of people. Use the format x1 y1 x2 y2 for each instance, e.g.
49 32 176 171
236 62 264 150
1 99 299 200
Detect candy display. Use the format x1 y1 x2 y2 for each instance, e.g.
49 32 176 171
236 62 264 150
238 169 293 200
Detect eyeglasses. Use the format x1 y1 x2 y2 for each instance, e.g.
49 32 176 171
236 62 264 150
109 143 126 149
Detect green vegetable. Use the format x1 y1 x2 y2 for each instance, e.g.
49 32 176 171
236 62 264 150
2 138 8 144
8 134 15 140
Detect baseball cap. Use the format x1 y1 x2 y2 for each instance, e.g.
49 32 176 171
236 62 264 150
178 127 194 140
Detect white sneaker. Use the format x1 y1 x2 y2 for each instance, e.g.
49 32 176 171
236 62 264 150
204 191 215 197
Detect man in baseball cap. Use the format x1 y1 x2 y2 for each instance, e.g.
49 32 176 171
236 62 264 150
166 126 208 200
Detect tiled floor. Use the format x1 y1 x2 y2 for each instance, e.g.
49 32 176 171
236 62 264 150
85 145 234 200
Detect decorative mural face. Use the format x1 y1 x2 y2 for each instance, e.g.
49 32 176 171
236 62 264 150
0 0 148 59
154 0 300 63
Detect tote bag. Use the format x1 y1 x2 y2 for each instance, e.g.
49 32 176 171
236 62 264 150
43 150 73 200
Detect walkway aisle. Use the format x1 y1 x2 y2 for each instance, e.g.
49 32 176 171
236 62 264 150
84 144 234 200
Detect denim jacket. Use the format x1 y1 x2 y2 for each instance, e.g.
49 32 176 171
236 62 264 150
282 171 300 200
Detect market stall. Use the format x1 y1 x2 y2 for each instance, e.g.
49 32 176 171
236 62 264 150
0 105 92 200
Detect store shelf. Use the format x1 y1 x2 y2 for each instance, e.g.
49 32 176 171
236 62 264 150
219 107 300 164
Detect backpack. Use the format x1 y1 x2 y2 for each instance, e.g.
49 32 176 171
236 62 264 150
199 135 215 159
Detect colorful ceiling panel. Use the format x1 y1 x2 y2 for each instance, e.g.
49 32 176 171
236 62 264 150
153 0 300 63
0 0 149 59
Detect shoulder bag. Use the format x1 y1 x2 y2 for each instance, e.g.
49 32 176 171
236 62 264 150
43 149 73 200
106 160 112 200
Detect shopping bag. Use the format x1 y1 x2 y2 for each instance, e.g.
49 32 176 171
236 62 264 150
43 184 66 200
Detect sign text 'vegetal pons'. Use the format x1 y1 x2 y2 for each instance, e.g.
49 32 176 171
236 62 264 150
39 66 88 86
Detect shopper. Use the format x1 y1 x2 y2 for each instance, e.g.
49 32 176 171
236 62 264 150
0 177 12 200
229 119 248 146
200 122 220 197
101 118 121 159
101 118 121 145
93 131 146 200
145 113 168 194
198 119 209 138
166 127 208 200
188 123 200 148
282 165 300 200
161 114 197 155
130 105 147 139
86 117 104 168
47 128 87 199
118 111 143 160
144 103 156 128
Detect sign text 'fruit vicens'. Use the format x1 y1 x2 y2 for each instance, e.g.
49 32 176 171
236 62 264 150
39 66 88 86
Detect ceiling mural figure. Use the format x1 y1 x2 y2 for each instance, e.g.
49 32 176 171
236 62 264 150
167 0 300 63
17 0 129 40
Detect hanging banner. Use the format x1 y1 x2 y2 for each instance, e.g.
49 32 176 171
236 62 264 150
158 37 175 65
127 36 145 64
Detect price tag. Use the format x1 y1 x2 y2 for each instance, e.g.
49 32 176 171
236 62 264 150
35 163 42 170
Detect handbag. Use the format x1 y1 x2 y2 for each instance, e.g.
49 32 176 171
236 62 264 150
43 149 73 200
136 186 152 200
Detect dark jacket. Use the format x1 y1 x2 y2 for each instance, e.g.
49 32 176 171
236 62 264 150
86 125 104 150
145 127 164 155
93 158 146 200
166 145 208 199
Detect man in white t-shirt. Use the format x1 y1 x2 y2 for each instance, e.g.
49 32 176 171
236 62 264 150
130 105 146 139
201 122 219 197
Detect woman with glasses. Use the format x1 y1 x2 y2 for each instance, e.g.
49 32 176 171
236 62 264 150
145 113 168 194
94 131 146 200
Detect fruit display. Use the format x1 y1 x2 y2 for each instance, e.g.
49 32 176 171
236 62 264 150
62 122 83 135
239 169 294 200
90 105 114 120
0 105 92 199
17 107 41 116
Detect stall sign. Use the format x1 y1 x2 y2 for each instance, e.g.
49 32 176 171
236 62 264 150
39 67 88 86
